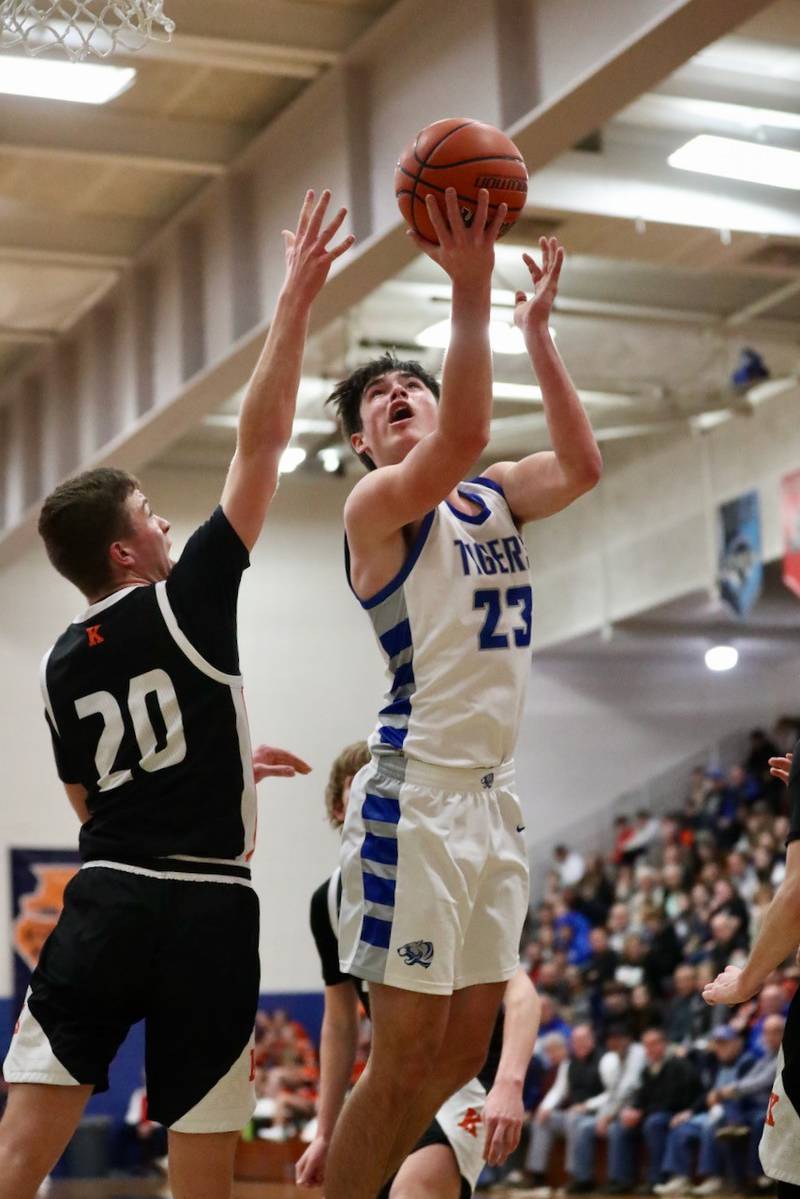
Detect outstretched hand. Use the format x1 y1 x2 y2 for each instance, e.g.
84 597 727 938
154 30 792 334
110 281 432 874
282 189 355 306
407 187 508 287
252 744 312 782
514 236 564 333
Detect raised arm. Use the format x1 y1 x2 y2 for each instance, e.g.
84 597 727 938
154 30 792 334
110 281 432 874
344 189 504 543
221 190 354 550
484 237 602 525
483 968 541 1166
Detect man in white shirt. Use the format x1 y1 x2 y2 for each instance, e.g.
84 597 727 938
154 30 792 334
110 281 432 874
570 1025 647 1190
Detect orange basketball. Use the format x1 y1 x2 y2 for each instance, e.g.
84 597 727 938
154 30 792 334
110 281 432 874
395 117 528 244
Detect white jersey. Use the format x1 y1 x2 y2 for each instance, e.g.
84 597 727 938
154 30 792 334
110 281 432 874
347 476 532 770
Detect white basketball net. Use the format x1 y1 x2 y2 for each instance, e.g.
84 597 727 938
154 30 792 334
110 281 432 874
0 1 174 61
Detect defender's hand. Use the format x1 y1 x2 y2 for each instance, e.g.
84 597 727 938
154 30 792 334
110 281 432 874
281 189 355 307
769 753 793 784
483 1079 524 1166
252 744 312 781
407 187 508 287
295 1135 328 1187
514 236 564 332
702 964 758 1007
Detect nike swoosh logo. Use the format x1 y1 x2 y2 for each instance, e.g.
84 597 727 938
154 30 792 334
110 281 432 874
516 824 526 833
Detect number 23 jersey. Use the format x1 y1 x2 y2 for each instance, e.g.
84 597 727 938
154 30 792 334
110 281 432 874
348 476 533 770
40 507 257 866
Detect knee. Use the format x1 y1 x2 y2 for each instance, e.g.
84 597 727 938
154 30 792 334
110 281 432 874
434 1043 487 1093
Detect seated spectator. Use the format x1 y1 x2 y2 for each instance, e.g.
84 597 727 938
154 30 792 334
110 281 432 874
622 810 661 864
554 843 587 888
524 1024 611 1195
606 1027 702 1194
571 1023 647 1190
709 878 749 932
642 908 683 994
554 898 593 967
629 984 663 1040
654 1025 755 1197
598 981 634 1039
612 814 635 865
664 964 711 1048
582 926 619 992
534 995 573 1052
714 1014 783 1191
607 902 633 954
615 934 647 990
729 983 788 1057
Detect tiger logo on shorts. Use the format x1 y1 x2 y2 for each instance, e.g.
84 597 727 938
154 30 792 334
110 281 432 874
398 940 434 968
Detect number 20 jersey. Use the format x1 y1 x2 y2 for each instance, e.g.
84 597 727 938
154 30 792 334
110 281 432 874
40 508 256 867
348 476 533 771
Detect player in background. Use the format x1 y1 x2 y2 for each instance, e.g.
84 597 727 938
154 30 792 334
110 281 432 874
0 190 353 1199
704 744 800 1199
296 742 541 1197
324 187 602 1199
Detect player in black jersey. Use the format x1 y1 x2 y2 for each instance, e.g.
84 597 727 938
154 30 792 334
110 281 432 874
0 190 353 1199
296 743 541 1197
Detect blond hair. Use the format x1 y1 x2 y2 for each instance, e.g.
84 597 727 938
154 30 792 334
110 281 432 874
325 742 370 827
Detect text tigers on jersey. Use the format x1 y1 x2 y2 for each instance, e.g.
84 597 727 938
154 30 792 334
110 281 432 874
453 535 529 578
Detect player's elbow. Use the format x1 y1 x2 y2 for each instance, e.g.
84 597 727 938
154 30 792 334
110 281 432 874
576 449 603 491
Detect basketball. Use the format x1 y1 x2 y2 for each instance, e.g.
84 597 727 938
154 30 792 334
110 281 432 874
394 117 528 243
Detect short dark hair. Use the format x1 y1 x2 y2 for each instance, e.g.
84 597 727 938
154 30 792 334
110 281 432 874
38 467 139 597
326 352 440 471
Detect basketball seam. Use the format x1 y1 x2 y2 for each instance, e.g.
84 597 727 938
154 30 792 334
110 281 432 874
409 120 475 238
417 154 526 170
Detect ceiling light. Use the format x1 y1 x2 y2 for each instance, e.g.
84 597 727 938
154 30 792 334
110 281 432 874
492 382 637 407
319 448 342 474
0 55 135 104
705 645 738 672
278 447 306 474
416 319 551 355
668 135 800 191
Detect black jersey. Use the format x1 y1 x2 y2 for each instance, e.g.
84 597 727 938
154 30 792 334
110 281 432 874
41 507 256 868
309 869 503 1090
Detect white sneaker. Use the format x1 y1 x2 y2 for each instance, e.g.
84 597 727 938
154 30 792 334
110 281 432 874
692 1180 724 1196
654 1178 692 1195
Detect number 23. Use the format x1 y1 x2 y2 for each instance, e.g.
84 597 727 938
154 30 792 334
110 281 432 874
474 585 532 650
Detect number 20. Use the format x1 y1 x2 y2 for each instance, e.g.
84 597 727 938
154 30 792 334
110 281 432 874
75 668 186 792
474 585 533 650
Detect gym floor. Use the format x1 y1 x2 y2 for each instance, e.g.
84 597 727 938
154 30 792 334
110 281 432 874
46 1183 526 1198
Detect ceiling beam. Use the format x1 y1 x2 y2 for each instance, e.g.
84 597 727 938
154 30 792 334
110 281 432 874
0 0 776 564
0 97 250 176
0 212 153 263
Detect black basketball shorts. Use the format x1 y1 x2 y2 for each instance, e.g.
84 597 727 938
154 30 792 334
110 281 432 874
3 863 260 1132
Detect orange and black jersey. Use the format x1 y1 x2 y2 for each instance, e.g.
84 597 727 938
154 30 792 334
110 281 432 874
41 507 256 869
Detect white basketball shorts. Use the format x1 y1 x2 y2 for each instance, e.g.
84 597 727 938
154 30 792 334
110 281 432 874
338 754 529 995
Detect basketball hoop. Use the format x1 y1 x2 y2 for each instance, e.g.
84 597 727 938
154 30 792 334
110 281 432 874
0 1 175 62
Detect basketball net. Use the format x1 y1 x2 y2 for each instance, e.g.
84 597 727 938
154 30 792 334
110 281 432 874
0 1 174 61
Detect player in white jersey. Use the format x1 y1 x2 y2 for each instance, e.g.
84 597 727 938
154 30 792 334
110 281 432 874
323 187 602 1199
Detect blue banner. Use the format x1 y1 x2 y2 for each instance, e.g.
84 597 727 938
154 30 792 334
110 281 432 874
10 848 80 1019
717 490 763 618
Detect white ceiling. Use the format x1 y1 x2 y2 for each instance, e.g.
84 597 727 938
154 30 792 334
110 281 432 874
0 0 798 481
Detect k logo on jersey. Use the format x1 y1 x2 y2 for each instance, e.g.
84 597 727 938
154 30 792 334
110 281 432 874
86 625 104 647
766 1092 779 1126
397 940 434 968
458 1106 482 1137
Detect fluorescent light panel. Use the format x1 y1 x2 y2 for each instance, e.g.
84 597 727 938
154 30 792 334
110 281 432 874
0 55 135 104
668 135 800 191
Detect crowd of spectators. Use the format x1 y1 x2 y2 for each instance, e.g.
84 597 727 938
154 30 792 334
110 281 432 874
496 722 800 1196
